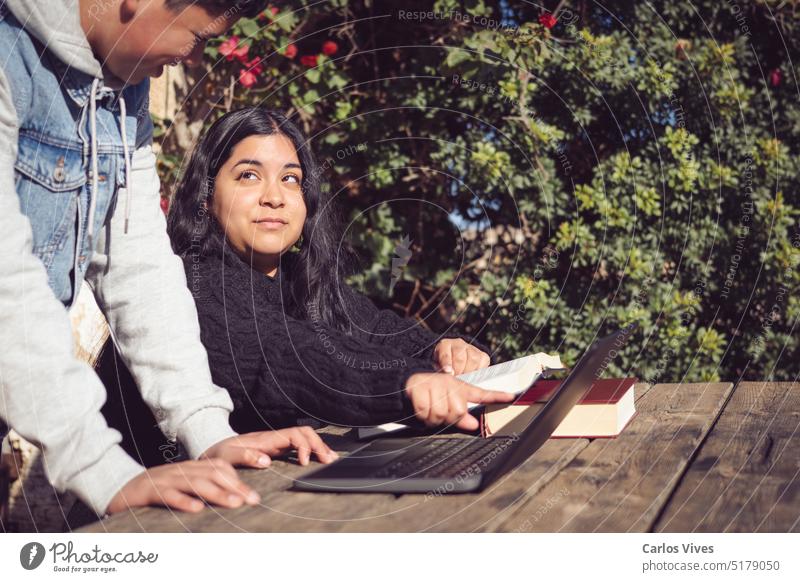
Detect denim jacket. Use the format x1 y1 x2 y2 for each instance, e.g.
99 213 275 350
1 5 148 305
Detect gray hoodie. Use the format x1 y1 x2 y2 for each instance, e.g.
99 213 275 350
0 0 238 516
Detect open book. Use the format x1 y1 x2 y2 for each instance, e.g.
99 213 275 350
357 352 565 439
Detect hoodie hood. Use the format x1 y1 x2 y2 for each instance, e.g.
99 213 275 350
6 0 104 79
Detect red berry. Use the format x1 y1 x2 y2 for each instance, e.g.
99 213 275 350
238 56 263 87
243 56 263 73
322 40 338 56
219 36 249 63
300 54 318 67
239 69 258 87
539 13 557 29
284 44 298 59
160 196 169 214
770 68 782 88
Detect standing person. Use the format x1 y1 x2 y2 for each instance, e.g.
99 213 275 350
0 0 336 522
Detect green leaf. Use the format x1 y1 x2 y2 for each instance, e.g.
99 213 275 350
239 18 260 39
327 72 348 90
445 49 471 68
305 68 321 84
275 11 298 33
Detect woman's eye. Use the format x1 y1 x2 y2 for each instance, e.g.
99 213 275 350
283 174 301 184
239 170 259 181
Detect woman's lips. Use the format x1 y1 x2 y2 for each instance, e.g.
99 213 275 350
254 218 288 231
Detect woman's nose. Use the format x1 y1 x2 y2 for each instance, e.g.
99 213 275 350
259 184 284 207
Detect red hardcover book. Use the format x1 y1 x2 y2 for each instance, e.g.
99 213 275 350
481 378 637 438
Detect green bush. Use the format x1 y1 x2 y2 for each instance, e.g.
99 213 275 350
158 0 800 382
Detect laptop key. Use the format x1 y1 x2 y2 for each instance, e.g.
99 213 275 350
369 439 472 479
367 438 508 480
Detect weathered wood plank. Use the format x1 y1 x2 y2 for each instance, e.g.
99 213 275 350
83 459 346 532
496 382 733 532
655 382 800 533
338 438 588 532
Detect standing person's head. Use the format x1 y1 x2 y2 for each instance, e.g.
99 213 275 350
79 0 269 84
168 107 352 330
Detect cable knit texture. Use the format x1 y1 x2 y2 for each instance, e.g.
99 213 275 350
183 246 486 431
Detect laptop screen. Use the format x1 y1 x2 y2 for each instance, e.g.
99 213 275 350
485 323 637 480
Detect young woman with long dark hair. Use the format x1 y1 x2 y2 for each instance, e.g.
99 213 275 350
167 107 514 434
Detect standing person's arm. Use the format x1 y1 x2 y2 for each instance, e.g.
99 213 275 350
84 105 239 462
0 70 144 517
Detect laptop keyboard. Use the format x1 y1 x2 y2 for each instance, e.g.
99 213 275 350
367 438 510 480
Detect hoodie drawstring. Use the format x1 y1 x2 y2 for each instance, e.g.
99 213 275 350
86 78 99 247
118 96 132 234
86 78 132 246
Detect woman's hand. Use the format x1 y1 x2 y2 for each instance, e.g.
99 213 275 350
106 458 261 515
202 427 340 468
404 372 516 431
433 338 491 375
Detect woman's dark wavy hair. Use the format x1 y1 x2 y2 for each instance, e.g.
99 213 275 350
167 107 352 331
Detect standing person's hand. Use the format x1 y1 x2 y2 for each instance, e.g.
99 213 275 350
202 427 339 467
106 459 261 514
433 338 491 375
404 372 515 431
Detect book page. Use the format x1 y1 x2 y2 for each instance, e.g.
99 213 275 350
357 352 564 439
458 353 564 391
456 356 533 388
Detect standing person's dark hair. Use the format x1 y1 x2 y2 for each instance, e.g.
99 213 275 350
164 0 269 18
167 107 353 331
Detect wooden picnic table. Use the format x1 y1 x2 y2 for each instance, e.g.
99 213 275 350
80 382 800 532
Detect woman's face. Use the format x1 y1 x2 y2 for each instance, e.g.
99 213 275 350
210 134 307 276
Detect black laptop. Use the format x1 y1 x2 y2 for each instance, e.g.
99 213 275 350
293 324 636 494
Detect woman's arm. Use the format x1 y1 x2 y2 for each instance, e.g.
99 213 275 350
193 282 435 430
250 316 435 428
343 286 493 365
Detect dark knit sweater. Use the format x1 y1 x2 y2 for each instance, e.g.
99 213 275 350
184 247 456 432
